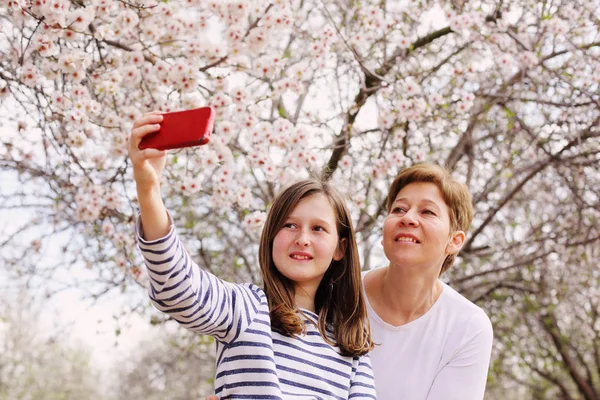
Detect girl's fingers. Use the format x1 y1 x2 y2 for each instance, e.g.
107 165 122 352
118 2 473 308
141 148 166 159
131 123 161 140
129 146 165 166
132 113 163 129
129 124 161 151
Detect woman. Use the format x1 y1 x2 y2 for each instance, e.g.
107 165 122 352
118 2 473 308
363 163 493 400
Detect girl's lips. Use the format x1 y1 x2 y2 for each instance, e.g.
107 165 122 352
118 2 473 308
289 251 313 260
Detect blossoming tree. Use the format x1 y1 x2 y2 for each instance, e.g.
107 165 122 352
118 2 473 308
1 0 599 397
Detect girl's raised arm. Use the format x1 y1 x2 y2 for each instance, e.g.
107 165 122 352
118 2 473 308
128 113 264 342
128 112 169 241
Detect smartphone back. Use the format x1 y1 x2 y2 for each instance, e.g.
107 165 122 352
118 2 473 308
139 107 215 150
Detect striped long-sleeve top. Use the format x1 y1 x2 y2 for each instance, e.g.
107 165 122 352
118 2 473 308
137 220 377 400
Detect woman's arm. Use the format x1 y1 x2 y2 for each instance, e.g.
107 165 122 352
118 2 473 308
426 312 494 400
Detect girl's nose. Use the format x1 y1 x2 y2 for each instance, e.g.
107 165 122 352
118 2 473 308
295 230 310 246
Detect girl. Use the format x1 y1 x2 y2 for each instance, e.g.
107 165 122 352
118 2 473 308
128 113 376 399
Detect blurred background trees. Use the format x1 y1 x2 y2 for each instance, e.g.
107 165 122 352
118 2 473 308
1 0 599 397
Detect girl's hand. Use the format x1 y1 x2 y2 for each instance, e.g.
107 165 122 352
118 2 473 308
128 112 166 193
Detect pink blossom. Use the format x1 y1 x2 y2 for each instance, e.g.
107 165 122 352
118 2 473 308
254 55 277 78
214 166 234 186
409 97 427 120
116 9 139 31
121 66 142 88
429 93 444 106
113 231 130 247
230 86 248 104
396 35 411 49
242 211 266 234
209 91 232 110
546 18 570 35
498 54 513 69
213 77 229 92
217 121 236 142
21 63 40 87
67 7 95 32
92 24 112 40
94 0 117 17
50 92 71 111
33 34 58 57
125 51 145 66
57 50 91 74
402 78 421 96
456 101 474 114
519 52 539 69
115 255 127 269
250 121 273 143
104 190 121 210
379 109 395 129
40 59 60 80
41 0 68 27
236 186 253 208
247 149 268 168
76 203 101 222
102 221 115 236
121 107 142 124
246 27 268 54
181 176 201 195
86 100 102 116
262 162 279 182
130 266 142 280
395 99 412 120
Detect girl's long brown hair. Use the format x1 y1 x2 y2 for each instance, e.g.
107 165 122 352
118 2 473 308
259 178 373 357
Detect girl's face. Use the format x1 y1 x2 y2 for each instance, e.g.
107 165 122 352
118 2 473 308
272 194 344 300
382 182 464 273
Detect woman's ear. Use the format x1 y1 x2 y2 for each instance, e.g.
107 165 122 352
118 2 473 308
445 230 465 255
333 237 348 261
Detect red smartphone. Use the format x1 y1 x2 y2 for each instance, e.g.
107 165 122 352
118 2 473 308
139 107 215 150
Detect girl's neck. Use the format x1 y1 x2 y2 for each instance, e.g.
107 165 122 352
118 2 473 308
378 265 442 326
294 285 316 312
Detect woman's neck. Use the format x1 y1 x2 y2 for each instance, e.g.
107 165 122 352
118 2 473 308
374 265 442 326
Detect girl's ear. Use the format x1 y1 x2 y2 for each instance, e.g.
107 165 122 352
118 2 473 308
333 237 348 261
445 230 465 255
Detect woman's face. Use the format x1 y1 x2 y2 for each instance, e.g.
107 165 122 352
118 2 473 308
382 182 463 272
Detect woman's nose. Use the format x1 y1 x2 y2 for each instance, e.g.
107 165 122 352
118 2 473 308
399 210 419 226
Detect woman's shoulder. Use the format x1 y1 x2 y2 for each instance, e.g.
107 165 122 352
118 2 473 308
438 281 492 333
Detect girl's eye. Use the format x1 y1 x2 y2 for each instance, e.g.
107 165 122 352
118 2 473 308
283 223 297 229
313 226 326 232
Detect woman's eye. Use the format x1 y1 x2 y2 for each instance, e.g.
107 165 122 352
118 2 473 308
392 207 406 214
422 210 436 215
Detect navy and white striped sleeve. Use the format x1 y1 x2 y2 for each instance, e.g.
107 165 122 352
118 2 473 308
349 354 377 399
136 216 263 344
